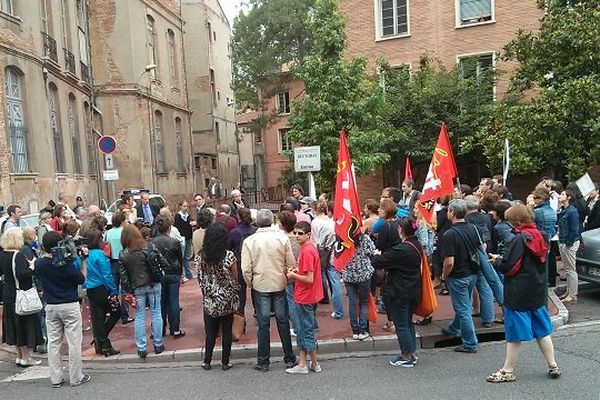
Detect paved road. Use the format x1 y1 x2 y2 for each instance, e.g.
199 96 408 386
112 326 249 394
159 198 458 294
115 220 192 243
565 282 600 323
1 324 599 400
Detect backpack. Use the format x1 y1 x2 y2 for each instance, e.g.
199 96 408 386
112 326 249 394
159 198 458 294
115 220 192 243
142 243 169 283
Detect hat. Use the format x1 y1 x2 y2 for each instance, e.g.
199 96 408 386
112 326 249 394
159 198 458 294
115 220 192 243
300 196 315 204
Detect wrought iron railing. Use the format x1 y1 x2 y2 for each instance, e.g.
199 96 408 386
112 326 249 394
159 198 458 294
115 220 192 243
41 32 58 63
80 62 91 84
63 48 76 75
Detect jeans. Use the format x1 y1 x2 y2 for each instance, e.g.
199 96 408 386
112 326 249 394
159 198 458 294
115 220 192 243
134 284 163 351
46 302 83 385
253 289 296 366
324 264 344 318
87 286 120 350
286 282 299 331
477 249 504 305
445 275 478 351
345 280 370 334
203 313 233 364
183 239 193 279
475 272 494 323
161 274 182 334
110 259 130 322
295 303 317 352
389 297 417 355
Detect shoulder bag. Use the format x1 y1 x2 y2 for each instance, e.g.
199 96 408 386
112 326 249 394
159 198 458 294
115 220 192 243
405 241 438 317
12 252 43 316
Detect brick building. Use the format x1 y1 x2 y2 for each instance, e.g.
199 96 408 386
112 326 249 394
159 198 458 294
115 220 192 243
0 0 97 213
89 0 194 204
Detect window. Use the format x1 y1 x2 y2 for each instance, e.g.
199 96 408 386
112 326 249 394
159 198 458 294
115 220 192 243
1 0 12 14
60 0 71 49
278 128 292 152
68 94 82 174
77 0 89 68
215 121 220 144
377 0 409 39
41 0 52 34
458 53 495 101
5 67 29 172
207 21 212 42
211 157 217 170
209 68 216 102
154 110 165 171
457 0 494 26
167 29 178 86
277 91 290 114
49 84 65 172
175 117 184 171
83 101 95 174
146 15 157 79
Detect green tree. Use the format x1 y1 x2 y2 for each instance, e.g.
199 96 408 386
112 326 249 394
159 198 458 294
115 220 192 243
286 0 392 187
479 0 600 180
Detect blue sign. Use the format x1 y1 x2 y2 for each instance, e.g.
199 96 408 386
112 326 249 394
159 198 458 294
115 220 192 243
98 135 117 154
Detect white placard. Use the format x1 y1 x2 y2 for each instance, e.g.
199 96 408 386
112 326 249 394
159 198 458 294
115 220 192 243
576 172 595 198
103 169 119 181
294 146 321 172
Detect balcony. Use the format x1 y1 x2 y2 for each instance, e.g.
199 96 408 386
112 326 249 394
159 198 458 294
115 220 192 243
41 32 58 63
63 48 76 75
80 62 91 85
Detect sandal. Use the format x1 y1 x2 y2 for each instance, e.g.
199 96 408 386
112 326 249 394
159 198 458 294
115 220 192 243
548 364 561 379
413 316 433 326
487 369 516 383
382 322 395 332
172 330 186 338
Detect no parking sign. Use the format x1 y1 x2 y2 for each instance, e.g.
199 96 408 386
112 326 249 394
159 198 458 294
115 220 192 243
98 135 117 154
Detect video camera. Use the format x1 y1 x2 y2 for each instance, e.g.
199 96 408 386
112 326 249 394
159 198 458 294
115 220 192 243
51 237 88 267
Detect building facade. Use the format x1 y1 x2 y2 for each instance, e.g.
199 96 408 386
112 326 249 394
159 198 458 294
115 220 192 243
182 0 238 199
88 0 193 204
0 0 97 213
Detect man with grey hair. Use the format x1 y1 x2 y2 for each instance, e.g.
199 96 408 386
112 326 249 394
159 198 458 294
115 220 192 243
79 205 101 237
215 204 237 232
229 189 249 219
241 209 297 372
440 199 480 353
57 192 76 219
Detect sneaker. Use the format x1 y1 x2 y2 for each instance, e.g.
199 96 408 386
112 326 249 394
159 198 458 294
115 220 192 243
19 358 42 367
285 361 297 369
454 345 477 354
389 355 416 368
330 312 343 320
70 374 91 387
308 361 322 373
155 344 165 354
182 277 189 282
15 358 22 366
482 322 493 328
201 362 211 370
137 350 147 359
52 379 65 388
358 332 370 341
352 334 359 340
253 364 269 372
290 329 297 337
285 365 309 374
222 362 233 371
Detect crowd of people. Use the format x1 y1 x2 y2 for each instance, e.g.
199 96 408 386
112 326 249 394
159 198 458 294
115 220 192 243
0 175 598 386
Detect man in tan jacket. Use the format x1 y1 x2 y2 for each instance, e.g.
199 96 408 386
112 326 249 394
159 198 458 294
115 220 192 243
241 209 297 372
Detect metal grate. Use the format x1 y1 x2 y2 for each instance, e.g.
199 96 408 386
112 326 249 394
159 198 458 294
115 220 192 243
64 48 76 75
42 32 58 63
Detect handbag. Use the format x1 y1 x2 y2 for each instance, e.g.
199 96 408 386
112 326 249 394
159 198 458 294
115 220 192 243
232 311 246 342
406 241 438 318
102 241 112 258
12 252 43 316
367 293 378 323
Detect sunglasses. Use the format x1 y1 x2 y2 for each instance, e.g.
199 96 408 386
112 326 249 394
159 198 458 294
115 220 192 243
293 231 307 236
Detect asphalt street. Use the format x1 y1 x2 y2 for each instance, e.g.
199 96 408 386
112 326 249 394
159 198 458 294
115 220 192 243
0 324 599 400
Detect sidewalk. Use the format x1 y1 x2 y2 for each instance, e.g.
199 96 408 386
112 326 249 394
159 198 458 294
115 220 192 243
0 281 564 364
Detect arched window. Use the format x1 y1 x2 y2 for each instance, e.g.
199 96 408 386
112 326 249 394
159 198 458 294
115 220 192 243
167 29 178 85
154 110 165 171
175 117 183 171
49 83 65 172
146 15 157 79
83 101 95 174
5 67 29 172
68 94 82 173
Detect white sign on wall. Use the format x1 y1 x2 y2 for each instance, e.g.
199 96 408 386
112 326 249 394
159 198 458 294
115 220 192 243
103 170 119 181
294 146 321 172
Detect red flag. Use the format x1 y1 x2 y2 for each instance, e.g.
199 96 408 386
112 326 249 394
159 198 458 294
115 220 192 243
417 123 458 223
332 129 362 272
404 157 413 181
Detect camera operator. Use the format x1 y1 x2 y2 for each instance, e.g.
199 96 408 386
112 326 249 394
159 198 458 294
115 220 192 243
34 231 90 388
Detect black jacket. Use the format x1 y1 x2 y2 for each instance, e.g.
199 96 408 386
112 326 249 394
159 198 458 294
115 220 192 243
371 237 422 302
496 233 546 311
585 200 600 231
119 246 153 291
135 203 159 224
174 213 193 240
151 234 183 275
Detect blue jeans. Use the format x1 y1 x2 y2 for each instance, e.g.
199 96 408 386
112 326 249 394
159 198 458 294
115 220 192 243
389 297 417 355
324 264 344 318
477 249 504 305
183 239 193 279
295 303 317 352
476 272 494 323
253 289 296 366
286 282 299 331
445 275 478 351
134 284 163 351
161 274 181 334
345 281 370 334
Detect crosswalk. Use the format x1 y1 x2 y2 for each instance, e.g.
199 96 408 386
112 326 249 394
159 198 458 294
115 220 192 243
1 366 49 382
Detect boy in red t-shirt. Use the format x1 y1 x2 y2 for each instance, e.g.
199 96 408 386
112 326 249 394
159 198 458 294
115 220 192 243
285 221 324 374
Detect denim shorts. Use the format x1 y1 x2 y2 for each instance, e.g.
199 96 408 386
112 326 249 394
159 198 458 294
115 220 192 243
295 303 317 352
504 306 553 342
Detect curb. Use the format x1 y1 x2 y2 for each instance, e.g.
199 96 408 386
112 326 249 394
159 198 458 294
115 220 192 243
548 288 569 329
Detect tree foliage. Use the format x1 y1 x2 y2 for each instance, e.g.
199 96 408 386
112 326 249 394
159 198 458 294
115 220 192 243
286 0 391 187
479 0 600 180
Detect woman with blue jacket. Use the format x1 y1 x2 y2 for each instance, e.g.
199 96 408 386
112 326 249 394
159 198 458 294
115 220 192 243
84 229 120 356
557 190 580 304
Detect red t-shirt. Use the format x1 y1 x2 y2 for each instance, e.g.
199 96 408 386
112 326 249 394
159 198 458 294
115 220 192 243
293 242 324 305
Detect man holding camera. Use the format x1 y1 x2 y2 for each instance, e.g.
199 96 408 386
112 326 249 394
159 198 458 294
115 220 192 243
35 231 90 388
